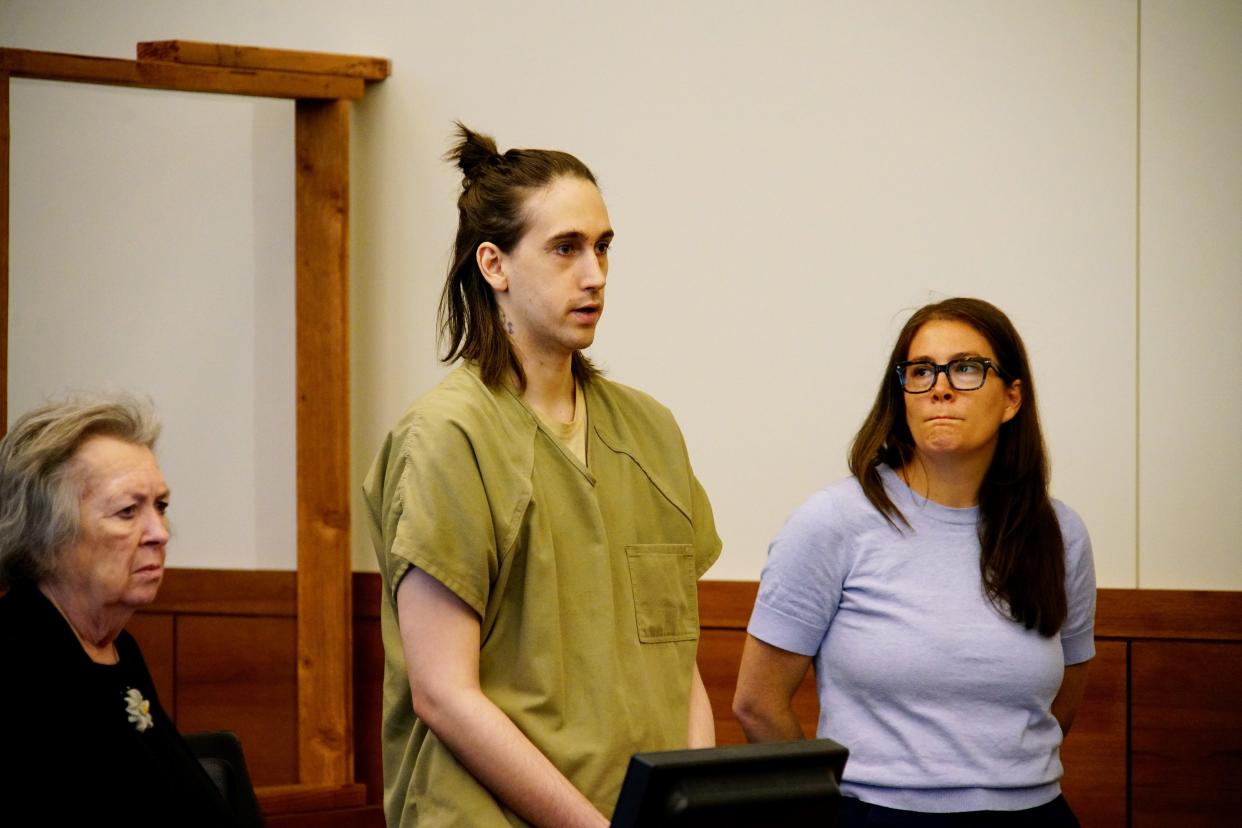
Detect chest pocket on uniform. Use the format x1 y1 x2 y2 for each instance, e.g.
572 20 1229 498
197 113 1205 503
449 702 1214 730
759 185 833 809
625 544 699 643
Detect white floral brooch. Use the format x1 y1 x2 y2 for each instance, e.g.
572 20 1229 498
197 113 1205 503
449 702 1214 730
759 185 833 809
124 687 154 732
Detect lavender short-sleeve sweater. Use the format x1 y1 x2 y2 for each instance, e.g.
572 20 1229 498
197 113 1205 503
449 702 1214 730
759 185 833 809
747 465 1096 813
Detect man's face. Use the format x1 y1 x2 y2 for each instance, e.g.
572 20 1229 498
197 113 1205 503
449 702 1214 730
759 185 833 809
488 176 614 367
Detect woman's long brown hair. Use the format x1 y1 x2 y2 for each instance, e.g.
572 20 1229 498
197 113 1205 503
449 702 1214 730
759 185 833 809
848 298 1067 636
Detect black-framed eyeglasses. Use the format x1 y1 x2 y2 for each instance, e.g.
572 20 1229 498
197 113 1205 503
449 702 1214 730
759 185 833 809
895 357 1006 393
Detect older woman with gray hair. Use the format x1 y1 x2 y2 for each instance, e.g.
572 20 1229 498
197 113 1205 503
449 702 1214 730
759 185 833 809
0 394 239 826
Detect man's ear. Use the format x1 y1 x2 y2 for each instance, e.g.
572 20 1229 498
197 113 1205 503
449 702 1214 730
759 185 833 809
477 242 507 292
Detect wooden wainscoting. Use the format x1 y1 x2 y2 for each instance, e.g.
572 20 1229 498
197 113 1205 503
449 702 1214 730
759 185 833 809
696 582 1242 828
129 571 369 826
130 572 1242 827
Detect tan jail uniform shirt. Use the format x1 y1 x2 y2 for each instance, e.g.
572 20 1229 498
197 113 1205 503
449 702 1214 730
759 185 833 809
364 364 721 827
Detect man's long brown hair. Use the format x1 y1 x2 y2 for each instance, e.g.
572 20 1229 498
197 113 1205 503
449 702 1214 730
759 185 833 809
848 298 1067 636
438 123 600 390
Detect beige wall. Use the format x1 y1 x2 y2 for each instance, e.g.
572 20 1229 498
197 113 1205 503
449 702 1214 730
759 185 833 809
7 79 296 571
3 1 1238 589
1137 0 1242 588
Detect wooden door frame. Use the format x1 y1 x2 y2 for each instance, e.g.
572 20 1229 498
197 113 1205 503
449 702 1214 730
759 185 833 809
0 40 388 809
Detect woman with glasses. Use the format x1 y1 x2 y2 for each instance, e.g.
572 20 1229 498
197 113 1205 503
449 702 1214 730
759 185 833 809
733 297 1095 827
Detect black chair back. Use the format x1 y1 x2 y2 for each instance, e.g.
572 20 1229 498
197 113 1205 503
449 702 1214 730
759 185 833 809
184 729 265 828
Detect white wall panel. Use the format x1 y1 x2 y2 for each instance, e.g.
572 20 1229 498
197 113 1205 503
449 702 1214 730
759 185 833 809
1138 0 1242 589
7 79 296 570
2 1 1233 589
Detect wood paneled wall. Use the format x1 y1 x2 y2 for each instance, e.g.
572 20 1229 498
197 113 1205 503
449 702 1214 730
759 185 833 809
131 572 1242 827
129 571 300 786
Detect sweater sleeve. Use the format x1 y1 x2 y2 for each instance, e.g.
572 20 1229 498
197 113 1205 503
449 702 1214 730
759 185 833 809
1055 500 1097 665
747 486 853 656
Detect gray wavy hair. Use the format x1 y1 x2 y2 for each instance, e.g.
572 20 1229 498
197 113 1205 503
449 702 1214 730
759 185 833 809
0 393 161 589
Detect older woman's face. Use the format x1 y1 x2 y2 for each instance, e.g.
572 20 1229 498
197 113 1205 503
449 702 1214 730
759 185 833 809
56 435 170 613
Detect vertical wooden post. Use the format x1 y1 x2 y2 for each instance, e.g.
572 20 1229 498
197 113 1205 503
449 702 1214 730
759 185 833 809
294 97 352 787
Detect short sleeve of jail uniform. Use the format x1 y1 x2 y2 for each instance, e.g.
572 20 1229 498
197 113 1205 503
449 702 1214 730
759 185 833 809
386 411 501 618
1056 500 1097 666
689 469 723 578
748 487 853 657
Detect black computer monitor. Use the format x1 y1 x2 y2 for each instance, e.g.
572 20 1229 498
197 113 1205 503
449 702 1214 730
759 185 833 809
610 738 849 828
